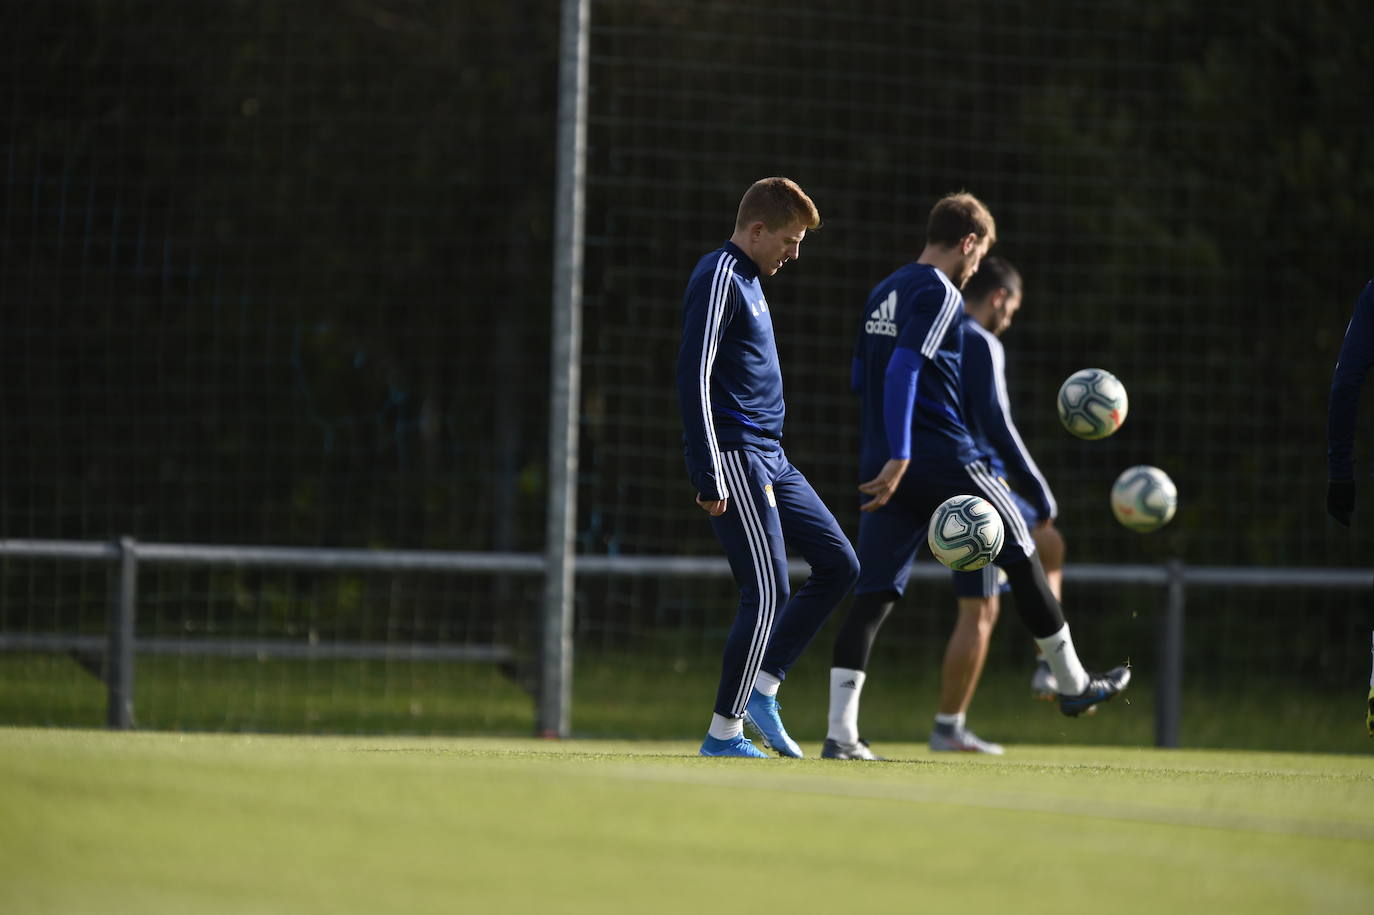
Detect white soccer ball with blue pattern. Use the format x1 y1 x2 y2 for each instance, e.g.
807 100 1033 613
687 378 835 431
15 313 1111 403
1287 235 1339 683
927 494 1005 571
1057 368 1128 440
1110 465 1177 532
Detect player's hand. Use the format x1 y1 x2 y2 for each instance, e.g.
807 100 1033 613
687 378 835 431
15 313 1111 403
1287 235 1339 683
1327 478 1355 527
696 494 727 517
858 458 910 512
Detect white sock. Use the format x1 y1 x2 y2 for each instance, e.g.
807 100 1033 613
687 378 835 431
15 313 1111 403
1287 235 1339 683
934 712 965 732
708 713 743 741
1034 624 1090 695
753 669 781 697
827 667 866 744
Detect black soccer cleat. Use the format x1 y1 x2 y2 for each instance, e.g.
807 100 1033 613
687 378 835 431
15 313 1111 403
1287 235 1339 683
1058 665 1131 718
820 737 884 760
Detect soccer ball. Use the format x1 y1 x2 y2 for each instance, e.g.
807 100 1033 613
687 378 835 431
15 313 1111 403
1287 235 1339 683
1057 368 1128 440
927 494 1005 571
1110 465 1177 532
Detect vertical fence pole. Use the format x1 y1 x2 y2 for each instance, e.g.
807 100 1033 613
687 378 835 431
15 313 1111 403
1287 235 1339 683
107 536 138 729
1154 559 1185 748
541 0 589 738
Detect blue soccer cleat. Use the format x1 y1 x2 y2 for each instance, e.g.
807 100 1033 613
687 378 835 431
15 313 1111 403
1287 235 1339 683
744 690 804 758
699 734 769 758
1058 665 1132 717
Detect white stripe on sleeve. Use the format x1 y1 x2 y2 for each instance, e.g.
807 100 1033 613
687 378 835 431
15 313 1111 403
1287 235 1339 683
698 254 736 499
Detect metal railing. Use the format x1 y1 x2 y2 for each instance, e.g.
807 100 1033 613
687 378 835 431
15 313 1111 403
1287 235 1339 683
0 537 1368 744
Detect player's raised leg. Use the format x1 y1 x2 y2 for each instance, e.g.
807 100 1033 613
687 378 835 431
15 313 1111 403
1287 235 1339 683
1029 518 1065 699
965 459 1130 716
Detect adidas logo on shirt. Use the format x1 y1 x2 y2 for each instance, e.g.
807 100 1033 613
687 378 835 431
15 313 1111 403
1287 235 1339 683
865 290 898 337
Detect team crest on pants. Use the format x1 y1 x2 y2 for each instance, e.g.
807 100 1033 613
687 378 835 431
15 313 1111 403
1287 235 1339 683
764 484 776 508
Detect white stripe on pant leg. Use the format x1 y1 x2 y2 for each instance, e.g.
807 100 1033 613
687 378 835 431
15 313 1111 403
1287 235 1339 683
725 452 777 716
970 461 1033 552
723 453 775 636
965 461 1034 554
721 452 777 717
723 453 775 716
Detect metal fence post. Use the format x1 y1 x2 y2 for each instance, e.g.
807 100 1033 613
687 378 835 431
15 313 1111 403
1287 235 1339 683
107 536 138 729
1154 558 1185 748
541 0 589 739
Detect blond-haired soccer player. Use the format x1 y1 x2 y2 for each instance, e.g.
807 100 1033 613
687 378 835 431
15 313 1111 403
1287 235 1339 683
823 192 1128 760
676 177 859 757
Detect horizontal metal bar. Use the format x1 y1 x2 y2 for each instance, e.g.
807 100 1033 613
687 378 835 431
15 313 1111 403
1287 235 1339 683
0 538 1366 588
1063 564 1172 585
1178 566 1371 588
0 540 122 561
575 554 733 576
135 543 547 574
0 633 513 663
0 634 107 652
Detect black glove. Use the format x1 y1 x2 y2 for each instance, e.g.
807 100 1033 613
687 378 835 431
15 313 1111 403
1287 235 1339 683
1327 478 1356 527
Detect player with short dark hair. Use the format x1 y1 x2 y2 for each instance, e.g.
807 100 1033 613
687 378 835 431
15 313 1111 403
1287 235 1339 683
676 177 859 758
930 257 1067 754
821 192 1129 761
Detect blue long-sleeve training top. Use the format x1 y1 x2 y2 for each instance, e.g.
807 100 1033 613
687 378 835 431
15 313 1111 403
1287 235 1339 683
852 261 980 481
1328 278 1374 481
675 241 784 502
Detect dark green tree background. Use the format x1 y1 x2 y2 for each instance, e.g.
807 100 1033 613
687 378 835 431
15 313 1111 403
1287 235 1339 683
4 0 1371 576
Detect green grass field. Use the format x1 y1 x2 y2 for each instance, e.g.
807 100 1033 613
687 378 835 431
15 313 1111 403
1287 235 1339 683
2 727 1371 914
4 649 1368 754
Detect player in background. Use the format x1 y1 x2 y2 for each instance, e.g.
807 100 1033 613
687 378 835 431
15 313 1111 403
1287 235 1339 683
676 177 859 758
1327 277 1374 528
1323 276 1374 736
929 257 1065 754
821 191 1129 761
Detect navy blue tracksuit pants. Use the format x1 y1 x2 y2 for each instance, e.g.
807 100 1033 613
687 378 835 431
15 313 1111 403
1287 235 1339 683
708 445 858 719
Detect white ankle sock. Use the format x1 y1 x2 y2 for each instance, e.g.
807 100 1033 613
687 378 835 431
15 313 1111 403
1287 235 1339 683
1034 624 1089 695
708 713 743 741
934 712 965 731
827 667 866 744
753 670 781 697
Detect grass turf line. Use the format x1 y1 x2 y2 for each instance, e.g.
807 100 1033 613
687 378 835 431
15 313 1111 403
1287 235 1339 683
2 728 1371 915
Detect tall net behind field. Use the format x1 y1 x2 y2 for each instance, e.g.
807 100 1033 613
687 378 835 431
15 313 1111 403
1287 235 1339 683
4 1 1373 748
576 0 1374 751
2 2 557 733
3 2 554 551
